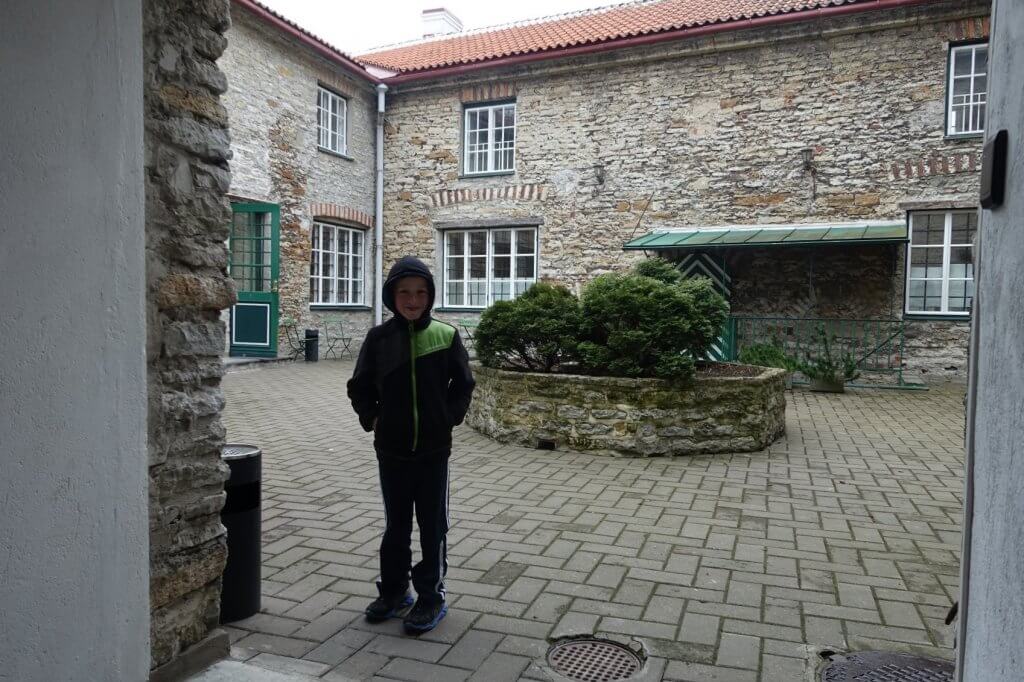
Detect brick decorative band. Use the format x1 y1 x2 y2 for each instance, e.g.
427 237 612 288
947 16 989 41
460 82 516 103
887 152 979 180
309 203 374 228
430 183 549 207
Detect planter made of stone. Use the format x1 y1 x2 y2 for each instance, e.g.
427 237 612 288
466 363 787 457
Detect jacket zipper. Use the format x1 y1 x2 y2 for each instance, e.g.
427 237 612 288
409 321 419 451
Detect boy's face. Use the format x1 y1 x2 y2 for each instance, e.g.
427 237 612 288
394 276 430 321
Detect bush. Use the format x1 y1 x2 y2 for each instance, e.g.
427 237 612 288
577 274 729 382
474 282 583 372
738 340 794 371
792 325 860 384
632 258 682 285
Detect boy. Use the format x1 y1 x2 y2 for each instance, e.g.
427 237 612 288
347 255 475 634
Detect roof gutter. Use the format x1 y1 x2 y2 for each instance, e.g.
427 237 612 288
380 0 937 85
233 0 382 85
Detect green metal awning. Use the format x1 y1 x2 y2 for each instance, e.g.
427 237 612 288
623 221 907 250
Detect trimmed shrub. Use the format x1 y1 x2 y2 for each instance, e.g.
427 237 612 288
474 282 583 372
738 340 794 371
632 258 682 284
577 274 729 382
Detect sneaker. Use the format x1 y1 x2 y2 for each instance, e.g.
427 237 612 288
403 599 448 634
364 590 414 623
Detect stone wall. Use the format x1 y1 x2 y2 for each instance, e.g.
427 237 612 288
144 0 235 669
376 0 985 378
468 364 786 456
220 8 378 347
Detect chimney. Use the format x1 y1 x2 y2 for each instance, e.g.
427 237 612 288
422 8 462 38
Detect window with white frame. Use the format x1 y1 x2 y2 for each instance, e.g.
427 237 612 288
317 86 347 154
906 211 976 315
310 222 364 305
463 102 516 174
443 227 537 308
947 43 987 136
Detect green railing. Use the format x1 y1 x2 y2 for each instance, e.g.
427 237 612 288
728 316 907 385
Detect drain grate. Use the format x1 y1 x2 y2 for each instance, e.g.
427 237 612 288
547 638 642 681
821 651 954 681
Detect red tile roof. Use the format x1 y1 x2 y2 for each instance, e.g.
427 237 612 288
357 0 927 75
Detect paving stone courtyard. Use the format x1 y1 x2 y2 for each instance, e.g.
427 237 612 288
219 360 966 682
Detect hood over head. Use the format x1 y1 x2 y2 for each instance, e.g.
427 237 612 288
382 255 436 323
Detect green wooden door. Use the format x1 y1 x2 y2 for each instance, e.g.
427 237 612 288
229 202 280 358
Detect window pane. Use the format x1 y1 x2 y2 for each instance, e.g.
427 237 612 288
912 214 945 245
949 280 975 312
951 213 977 243
975 46 988 74
954 49 974 76
352 252 362 279
469 257 486 279
322 277 334 303
446 231 464 256
493 230 511 254
492 256 511 279
447 282 464 306
492 280 511 302
910 248 943 278
447 256 464 282
468 281 487 306
516 230 535 253
516 256 535 279
469 231 487 255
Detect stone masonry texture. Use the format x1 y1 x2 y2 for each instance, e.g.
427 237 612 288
468 364 787 456
144 0 235 669
376 1 988 381
220 7 379 345
221 360 966 682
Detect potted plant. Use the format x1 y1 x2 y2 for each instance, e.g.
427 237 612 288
738 339 796 389
791 325 860 393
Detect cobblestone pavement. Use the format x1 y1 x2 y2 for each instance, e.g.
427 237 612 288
220 360 965 682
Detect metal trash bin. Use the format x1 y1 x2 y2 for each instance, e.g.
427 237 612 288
304 329 319 362
220 444 261 623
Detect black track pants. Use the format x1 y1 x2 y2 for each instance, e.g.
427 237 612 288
376 455 449 604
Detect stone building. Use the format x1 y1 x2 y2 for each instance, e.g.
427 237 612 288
219 0 382 358
351 0 990 383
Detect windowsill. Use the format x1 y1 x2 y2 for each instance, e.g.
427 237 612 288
310 304 371 311
318 147 354 161
943 132 984 142
458 170 515 180
435 307 485 314
904 313 971 321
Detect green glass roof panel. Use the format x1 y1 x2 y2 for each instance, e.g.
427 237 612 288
644 232 698 247
822 225 869 241
678 229 730 245
623 222 908 250
745 228 795 243
782 226 829 242
718 229 761 244
864 223 908 240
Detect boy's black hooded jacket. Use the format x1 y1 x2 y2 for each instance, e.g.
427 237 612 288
347 256 475 459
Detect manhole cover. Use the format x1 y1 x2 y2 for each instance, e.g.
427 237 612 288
821 651 954 681
547 638 642 681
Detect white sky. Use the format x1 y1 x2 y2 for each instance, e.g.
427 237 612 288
255 0 621 55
